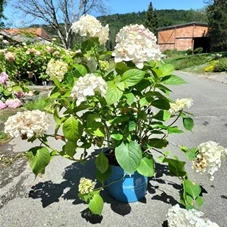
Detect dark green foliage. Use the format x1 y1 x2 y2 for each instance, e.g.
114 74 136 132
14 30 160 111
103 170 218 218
144 2 158 36
207 0 227 51
194 47 203 54
214 58 227 72
186 49 194 55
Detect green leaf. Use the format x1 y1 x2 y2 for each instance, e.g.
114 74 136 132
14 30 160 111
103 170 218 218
149 138 168 149
96 166 111 183
184 148 198 161
63 141 76 157
137 156 155 177
128 121 136 132
88 194 104 216
110 133 123 140
121 69 145 87
124 93 135 105
115 141 142 174
158 64 175 76
162 75 186 85
183 117 194 131
26 146 50 176
139 97 149 107
50 91 61 99
152 98 170 110
153 110 171 121
183 179 201 200
62 116 82 141
167 126 184 134
164 158 187 177
74 64 87 76
87 114 105 137
196 196 204 207
115 62 130 75
95 152 109 173
105 82 123 105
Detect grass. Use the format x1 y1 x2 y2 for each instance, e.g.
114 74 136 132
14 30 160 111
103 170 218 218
23 96 54 112
164 51 227 73
164 53 214 70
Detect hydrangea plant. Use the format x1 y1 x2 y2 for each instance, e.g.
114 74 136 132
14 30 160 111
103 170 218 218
4 15 226 224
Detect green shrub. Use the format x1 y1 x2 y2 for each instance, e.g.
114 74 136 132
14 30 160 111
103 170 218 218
24 97 53 112
162 49 186 58
204 60 219 72
167 54 213 70
194 47 203 54
213 58 227 72
186 49 193 55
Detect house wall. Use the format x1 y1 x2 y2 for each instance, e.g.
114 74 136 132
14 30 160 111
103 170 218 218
158 24 208 52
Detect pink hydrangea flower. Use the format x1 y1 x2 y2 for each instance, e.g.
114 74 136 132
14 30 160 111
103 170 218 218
0 72 8 84
0 100 6 109
5 99 22 108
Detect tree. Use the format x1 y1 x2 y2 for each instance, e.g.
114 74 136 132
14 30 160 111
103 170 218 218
0 0 6 27
10 0 109 49
206 0 227 51
144 2 158 36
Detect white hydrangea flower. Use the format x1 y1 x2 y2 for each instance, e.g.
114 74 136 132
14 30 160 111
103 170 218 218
192 141 226 180
169 98 193 114
71 15 109 44
4 110 50 139
167 204 219 227
78 177 96 195
112 24 163 69
71 73 107 106
46 59 68 81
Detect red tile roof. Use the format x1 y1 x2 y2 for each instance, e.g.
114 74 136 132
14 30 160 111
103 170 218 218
2 27 51 40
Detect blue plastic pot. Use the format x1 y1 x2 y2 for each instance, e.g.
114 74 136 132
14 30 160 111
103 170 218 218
106 165 148 203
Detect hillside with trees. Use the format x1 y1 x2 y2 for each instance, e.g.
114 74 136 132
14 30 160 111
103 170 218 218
39 8 207 50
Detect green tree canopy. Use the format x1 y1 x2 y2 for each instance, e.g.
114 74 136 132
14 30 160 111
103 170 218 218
206 0 227 51
144 2 158 36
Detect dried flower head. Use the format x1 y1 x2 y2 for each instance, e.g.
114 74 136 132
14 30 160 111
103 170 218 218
167 204 219 227
192 141 226 180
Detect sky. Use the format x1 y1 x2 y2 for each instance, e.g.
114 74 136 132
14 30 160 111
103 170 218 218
3 0 207 27
107 0 206 14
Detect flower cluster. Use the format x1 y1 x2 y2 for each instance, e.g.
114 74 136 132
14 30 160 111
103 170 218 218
192 141 226 180
169 98 193 114
167 204 219 227
5 99 22 108
0 72 8 84
99 60 109 71
4 51 15 61
46 59 68 81
113 24 163 69
71 73 107 106
78 178 96 195
4 110 50 139
0 100 6 109
71 15 109 44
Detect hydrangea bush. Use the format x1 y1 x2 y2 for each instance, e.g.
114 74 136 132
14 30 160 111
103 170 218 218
4 15 227 224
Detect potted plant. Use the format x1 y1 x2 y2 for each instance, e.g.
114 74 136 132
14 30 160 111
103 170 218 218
4 15 226 219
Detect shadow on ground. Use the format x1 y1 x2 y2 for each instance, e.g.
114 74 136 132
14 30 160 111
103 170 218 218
29 159 182 224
